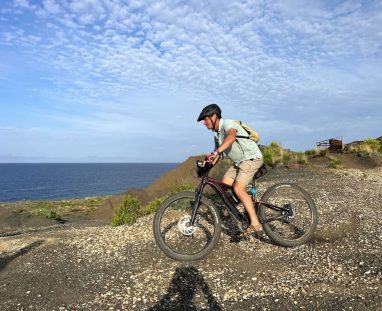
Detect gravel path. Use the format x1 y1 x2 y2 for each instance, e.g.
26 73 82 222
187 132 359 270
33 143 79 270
1 167 381 311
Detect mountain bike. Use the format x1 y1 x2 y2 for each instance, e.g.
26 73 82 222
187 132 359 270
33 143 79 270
153 160 318 261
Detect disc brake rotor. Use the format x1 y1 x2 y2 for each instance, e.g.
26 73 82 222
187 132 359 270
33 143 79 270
178 215 199 236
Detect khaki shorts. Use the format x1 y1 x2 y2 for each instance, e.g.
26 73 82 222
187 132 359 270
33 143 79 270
224 159 264 186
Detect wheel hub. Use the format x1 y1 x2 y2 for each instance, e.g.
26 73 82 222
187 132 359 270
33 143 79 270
178 215 198 235
283 203 295 222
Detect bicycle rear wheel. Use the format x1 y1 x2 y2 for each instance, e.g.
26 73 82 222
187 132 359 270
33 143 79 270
258 183 318 247
153 191 221 261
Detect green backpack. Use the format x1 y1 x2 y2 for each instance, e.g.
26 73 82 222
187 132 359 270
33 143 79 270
235 120 260 143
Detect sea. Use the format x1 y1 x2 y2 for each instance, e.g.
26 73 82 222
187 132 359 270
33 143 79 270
0 163 178 202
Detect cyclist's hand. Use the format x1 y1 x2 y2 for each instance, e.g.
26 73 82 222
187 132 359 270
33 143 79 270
205 152 216 162
205 151 219 164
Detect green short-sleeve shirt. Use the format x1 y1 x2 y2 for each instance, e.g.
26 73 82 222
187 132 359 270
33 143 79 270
215 119 263 164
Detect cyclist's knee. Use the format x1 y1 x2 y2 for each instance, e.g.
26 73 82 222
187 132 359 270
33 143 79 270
232 182 247 193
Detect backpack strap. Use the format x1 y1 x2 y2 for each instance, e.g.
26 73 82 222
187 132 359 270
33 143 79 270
235 121 250 139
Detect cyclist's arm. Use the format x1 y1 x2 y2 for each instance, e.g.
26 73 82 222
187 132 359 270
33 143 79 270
207 128 236 166
216 128 236 154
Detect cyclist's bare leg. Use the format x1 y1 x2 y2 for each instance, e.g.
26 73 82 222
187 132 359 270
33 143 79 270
233 181 262 231
221 176 234 187
221 177 262 231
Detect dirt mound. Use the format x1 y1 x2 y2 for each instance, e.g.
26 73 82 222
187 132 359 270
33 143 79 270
309 155 331 168
310 153 379 170
0 206 58 234
334 153 379 169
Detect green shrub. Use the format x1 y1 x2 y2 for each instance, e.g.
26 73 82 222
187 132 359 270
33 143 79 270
304 149 316 156
261 141 283 167
29 207 62 221
328 156 342 169
282 152 293 165
361 138 381 154
262 152 274 167
262 142 308 167
142 197 165 215
269 141 282 151
319 149 328 156
363 138 381 149
296 152 309 165
28 201 63 221
112 195 141 227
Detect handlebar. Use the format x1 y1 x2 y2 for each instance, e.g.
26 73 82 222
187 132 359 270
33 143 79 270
196 160 213 177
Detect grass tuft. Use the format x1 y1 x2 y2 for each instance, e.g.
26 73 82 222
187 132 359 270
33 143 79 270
328 156 342 169
142 197 165 215
261 142 309 167
112 195 141 227
29 208 62 221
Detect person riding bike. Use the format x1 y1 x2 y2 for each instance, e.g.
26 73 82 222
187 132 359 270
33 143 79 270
197 103 264 237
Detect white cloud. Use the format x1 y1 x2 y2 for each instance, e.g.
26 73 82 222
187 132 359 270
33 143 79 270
43 0 61 15
1 0 381 161
14 0 31 9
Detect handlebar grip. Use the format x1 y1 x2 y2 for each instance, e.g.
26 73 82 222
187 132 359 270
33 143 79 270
205 153 217 162
209 156 217 162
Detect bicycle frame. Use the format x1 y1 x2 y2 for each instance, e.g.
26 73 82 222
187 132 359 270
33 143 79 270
190 162 293 226
190 174 248 226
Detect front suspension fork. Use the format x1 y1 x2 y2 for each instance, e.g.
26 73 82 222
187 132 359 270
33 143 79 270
190 182 205 225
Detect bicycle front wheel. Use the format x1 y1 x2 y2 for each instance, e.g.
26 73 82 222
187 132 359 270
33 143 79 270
153 191 221 261
259 183 318 247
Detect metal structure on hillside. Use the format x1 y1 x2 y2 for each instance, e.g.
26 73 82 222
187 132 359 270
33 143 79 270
316 137 343 152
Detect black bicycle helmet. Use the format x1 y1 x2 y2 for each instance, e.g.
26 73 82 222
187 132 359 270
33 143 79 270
197 104 222 122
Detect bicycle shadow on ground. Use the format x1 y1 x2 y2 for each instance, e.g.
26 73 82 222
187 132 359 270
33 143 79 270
0 240 44 271
147 266 222 311
212 200 244 244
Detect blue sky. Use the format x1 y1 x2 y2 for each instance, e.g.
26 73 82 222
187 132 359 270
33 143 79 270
0 0 381 162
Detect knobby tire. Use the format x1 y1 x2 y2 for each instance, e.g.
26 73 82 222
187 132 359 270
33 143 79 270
153 191 222 261
258 183 318 247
